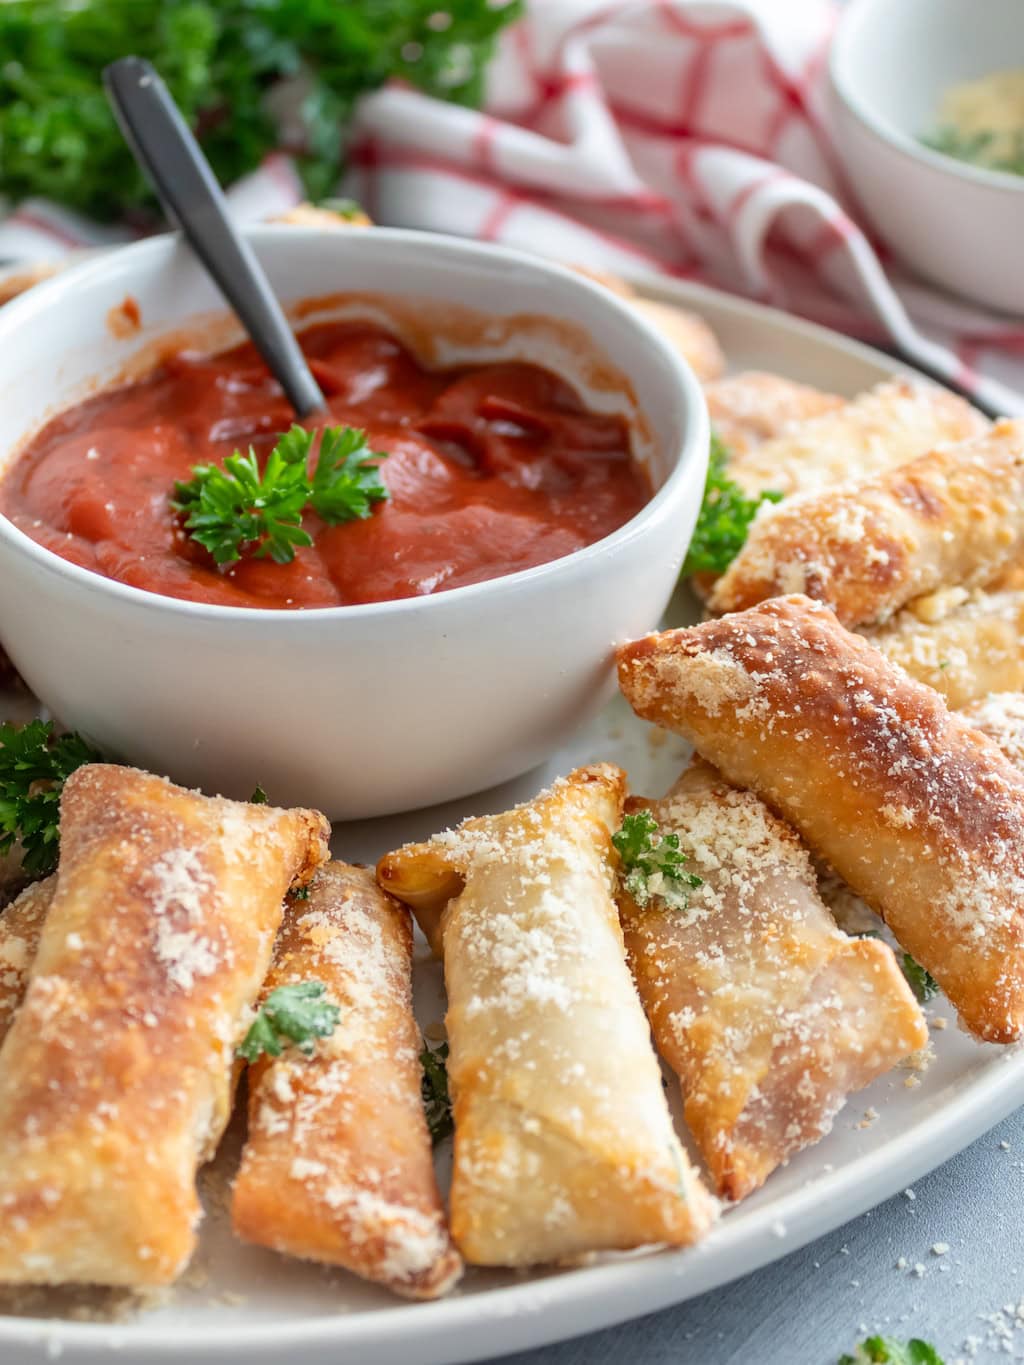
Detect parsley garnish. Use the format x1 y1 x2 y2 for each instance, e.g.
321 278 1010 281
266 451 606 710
237 981 340 1064
612 810 702 912
902 953 939 1003
923 125 1024 178
0 720 103 877
250 784 268 804
172 424 388 567
420 1039 454 1144
319 197 367 221
288 884 310 902
0 1 523 222
682 434 782 577
839 1337 944 1364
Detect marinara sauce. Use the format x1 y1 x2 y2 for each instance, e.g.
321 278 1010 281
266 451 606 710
0 320 650 609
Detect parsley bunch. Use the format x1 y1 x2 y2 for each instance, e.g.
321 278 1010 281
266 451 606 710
420 1039 454 1144
682 434 782 577
172 424 388 567
612 809 703 912
0 720 102 877
237 980 340 1063
0 0 523 222
840 1337 944 1364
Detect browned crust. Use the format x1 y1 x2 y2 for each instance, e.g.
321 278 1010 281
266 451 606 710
0 876 55 1045
0 765 329 1286
619 763 925 1201
232 862 462 1300
710 419 1024 626
617 596 1024 1043
705 371 844 458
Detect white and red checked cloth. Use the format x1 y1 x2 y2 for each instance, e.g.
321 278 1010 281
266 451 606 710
3 0 1023 415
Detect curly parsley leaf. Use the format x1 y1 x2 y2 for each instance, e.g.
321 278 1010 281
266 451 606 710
612 809 702 912
839 1337 944 1365
237 980 340 1063
308 426 390 524
420 1038 454 1144
0 720 103 877
682 434 782 577
902 953 940 1003
172 424 387 567
250 784 268 804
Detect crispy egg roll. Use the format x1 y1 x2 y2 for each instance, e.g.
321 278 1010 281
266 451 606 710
378 764 716 1267
705 371 844 459
621 760 926 1201
711 420 1024 626
0 876 54 1045
863 584 1024 708
232 862 462 1299
617 596 1024 1043
726 379 986 498
0 764 329 1287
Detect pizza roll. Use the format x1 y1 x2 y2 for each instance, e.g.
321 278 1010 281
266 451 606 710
232 862 462 1300
863 584 1024 708
725 378 986 498
378 765 716 1267
0 764 329 1287
570 268 724 381
617 596 1024 1043
961 693 1024 774
711 420 1024 626
621 760 925 1201
0 876 54 1046
705 371 844 459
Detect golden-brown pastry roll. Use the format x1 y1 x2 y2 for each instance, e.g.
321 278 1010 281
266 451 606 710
232 862 462 1300
378 765 716 1267
725 378 986 498
617 596 1024 1043
0 876 54 1045
705 371 844 459
711 419 1024 626
621 760 926 1202
569 267 724 380
863 584 1024 708
0 764 329 1287
961 693 1024 774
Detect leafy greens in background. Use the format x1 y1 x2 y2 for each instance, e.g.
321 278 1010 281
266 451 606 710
0 0 523 222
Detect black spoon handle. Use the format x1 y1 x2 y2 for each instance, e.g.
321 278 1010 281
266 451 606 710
103 56 326 418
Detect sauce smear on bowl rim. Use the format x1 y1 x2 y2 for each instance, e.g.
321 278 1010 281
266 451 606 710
0 319 650 610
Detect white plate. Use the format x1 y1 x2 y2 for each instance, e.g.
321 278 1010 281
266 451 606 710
3 276 1022 1365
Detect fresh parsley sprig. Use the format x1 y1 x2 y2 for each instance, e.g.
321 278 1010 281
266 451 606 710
682 434 782 577
237 981 340 1064
0 720 102 877
612 809 703 912
901 953 939 1003
839 1336 944 1365
420 1039 454 1145
172 424 389 567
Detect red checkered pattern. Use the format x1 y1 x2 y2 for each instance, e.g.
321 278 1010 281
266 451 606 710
1 0 1021 413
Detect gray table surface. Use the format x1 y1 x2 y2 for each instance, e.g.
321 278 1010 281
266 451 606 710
490 1107 1024 1365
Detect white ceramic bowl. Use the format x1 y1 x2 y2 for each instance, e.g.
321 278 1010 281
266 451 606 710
829 0 1024 315
0 227 707 820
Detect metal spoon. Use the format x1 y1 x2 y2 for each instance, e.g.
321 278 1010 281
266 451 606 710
103 56 326 418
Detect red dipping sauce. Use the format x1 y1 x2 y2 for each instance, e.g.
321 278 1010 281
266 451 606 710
0 320 650 610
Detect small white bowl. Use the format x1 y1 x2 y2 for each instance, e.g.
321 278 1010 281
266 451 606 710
829 0 1024 315
0 227 707 819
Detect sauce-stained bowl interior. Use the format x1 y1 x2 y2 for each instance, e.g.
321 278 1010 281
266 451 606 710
0 227 708 819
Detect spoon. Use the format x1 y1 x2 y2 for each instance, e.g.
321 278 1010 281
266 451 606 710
103 56 326 418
